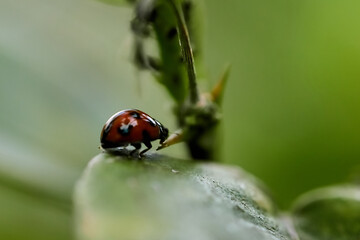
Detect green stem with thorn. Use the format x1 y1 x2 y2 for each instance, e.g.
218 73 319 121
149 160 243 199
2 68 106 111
168 0 199 104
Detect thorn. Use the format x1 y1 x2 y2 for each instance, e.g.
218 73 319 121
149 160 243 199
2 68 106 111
210 64 231 104
157 129 184 150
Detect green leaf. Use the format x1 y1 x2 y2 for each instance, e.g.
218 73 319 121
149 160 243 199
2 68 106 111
292 185 360 240
74 153 292 240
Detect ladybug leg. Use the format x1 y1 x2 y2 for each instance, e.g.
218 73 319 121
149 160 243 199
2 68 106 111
130 143 141 156
140 130 152 157
140 141 152 157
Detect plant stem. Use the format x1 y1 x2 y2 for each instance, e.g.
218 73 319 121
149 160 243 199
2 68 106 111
168 0 199 104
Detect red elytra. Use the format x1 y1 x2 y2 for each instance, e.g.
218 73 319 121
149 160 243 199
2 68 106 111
100 109 169 156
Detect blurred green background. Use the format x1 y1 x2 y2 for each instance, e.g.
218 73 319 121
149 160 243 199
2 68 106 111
1 0 359 239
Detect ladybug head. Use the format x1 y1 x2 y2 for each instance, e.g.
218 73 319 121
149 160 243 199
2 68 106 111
159 125 169 144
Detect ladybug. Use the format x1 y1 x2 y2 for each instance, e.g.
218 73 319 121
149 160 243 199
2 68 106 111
100 109 169 156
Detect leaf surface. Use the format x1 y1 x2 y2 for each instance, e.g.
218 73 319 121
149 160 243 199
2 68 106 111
75 153 292 240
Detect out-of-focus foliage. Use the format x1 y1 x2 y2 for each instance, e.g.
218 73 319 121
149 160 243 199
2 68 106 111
205 0 360 207
292 185 360 240
95 0 129 6
0 185 71 240
1 0 360 239
0 0 137 238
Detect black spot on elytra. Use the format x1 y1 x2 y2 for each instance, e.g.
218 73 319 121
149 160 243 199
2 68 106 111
118 124 133 136
130 111 141 119
167 27 177 39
